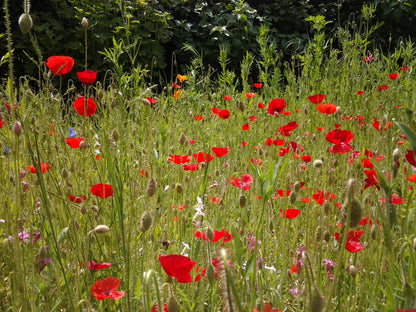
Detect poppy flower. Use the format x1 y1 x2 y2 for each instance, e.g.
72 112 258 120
308 94 326 104
183 164 199 171
218 109 230 120
254 302 281 312
361 158 374 169
73 97 97 117
364 169 380 190
27 163 51 174
356 90 365 95
267 98 286 116
245 92 256 98
168 155 191 164
194 115 203 121
301 155 311 162
88 261 112 270
177 74 187 83
317 103 337 114
173 82 181 89
280 209 300 219
77 70 97 85
249 116 258 121
363 54 374 63
312 190 336 205
152 303 169 312
193 152 214 163
242 123 250 131
405 150 416 167
45 56 74 75
91 184 114 198
5 103 17 111
91 277 125 300
389 73 399 80
65 137 86 149
223 96 232 101
173 89 182 99
212 147 230 157
401 66 411 71
378 85 388 91
279 121 299 137
209 196 222 204
334 230 363 253
158 254 197 283
0 116 3 128
258 102 265 109
68 194 87 203
228 174 253 191
325 129 354 154
253 83 263 89
194 229 233 243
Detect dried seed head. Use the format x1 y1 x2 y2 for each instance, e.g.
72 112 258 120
79 140 87 149
81 17 88 29
94 224 109 234
146 178 156 197
393 148 402 162
168 294 180 312
140 211 153 232
313 159 323 168
19 13 33 34
309 286 324 312
12 121 23 137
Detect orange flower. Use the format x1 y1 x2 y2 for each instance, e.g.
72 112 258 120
177 74 188 83
174 89 183 100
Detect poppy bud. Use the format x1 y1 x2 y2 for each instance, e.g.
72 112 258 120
146 178 156 197
80 205 87 215
393 148 402 162
81 17 88 29
93 224 109 234
313 159 323 168
168 294 180 312
324 200 331 215
112 129 119 141
207 262 215 284
269 219 274 232
237 101 245 112
294 181 301 193
140 211 153 232
98 89 104 100
349 197 363 228
179 133 186 145
323 231 330 242
239 194 246 208
91 205 99 214
348 265 357 278
335 106 342 115
142 98 151 106
289 191 297 204
303 104 309 115
315 226 322 241
309 286 324 312
176 183 183 194
392 161 399 179
19 13 33 34
206 226 214 242
12 121 23 137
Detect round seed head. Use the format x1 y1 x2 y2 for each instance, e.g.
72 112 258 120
94 224 109 234
147 178 156 197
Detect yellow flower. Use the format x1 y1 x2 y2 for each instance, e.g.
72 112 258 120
174 89 183 100
177 74 188 83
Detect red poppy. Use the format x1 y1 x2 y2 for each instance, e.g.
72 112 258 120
242 123 250 131
396 309 416 312
378 85 389 91
253 83 263 89
91 277 125 300
173 82 181 89
27 163 51 174
45 56 74 75
364 169 380 190
254 302 281 312
194 229 233 243
0 116 3 128
312 190 336 205
65 137 86 149
287 141 304 153
361 158 374 168
228 174 253 191
152 303 169 312
183 164 199 171
325 129 354 154
279 121 298 137
363 54 374 63
267 98 286 116
308 94 326 104
147 97 157 104
212 147 230 157
334 230 363 253
405 150 416 167
73 97 97 117
68 194 87 203
245 92 256 98
223 96 232 101
211 108 221 115
218 109 230 120
249 116 258 121
91 184 114 198
316 103 337 114
194 115 203 121
401 66 411 71
301 155 311 162
77 70 97 85
258 102 265 109
88 261 112 270
193 152 214 163
168 155 191 164
209 196 222 204
280 208 300 219
389 73 399 80
356 90 364 95
158 254 197 283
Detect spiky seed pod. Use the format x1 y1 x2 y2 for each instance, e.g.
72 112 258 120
348 265 357 278
176 183 183 194
168 294 180 312
393 148 402 162
12 121 22 137
146 178 156 197
19 13 33 33
313 159 323 168
207 262 215 284
239 194 246 208
140 211 153 232
349 197 363 228
112 129 119 141
179 133 186 145
309 286 324 312
81 17 88 29
94 224 109 234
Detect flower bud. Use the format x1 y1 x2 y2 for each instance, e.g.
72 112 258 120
309 286 324 312
19 13 33 34
393 148 402 162
207 262 215 284
112 129 119 141
348 265 357 278
81 17 88 29
93 224 109 234
12 121 23 137
140 211 153 232
239 195 246 208
289 191 297 204
168 294 180 312
313 159 323 168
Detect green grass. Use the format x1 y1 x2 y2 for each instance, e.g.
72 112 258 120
1 23 416 312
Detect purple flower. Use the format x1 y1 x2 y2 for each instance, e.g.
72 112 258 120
32 233 41 244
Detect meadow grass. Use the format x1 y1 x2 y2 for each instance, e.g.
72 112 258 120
2 17 416 312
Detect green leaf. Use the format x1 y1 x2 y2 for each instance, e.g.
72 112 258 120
232 227 243 266
395 122 416 153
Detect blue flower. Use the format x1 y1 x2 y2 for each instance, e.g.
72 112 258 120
68 127 77 138
3 146 10 155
